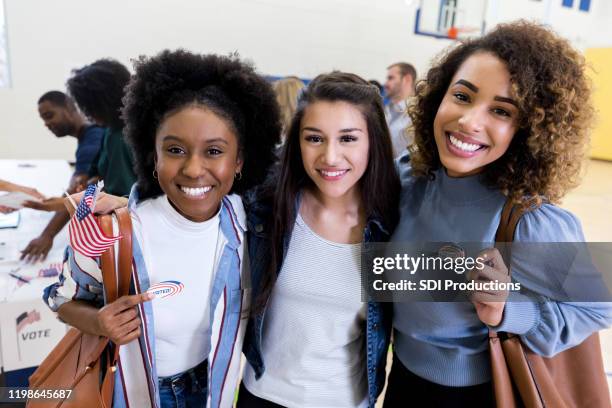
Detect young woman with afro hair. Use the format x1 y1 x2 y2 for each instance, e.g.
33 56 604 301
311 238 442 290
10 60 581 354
385 21 612 406
44 50 281 408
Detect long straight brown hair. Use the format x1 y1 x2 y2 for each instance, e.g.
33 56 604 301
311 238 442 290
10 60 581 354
255 71 401 312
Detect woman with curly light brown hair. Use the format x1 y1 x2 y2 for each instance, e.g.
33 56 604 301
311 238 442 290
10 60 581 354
385 21 612 407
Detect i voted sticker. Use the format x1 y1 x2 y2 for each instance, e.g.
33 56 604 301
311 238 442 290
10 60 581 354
147 280 184 299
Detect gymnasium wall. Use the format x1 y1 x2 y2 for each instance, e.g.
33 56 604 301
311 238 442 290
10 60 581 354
587 47 612 161
0 0 610 160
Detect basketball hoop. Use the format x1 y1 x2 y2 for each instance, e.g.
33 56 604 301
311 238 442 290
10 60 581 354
414 0 487 41
447 26 480 40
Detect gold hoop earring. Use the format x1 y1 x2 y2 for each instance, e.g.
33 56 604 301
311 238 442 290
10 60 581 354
235 171 242 181
153 169 158 179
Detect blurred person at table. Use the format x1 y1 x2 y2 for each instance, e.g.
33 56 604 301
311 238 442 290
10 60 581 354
67 58 137 197
20 91 104 262
0 179 45 213
22 60 136 261
37 91 104 191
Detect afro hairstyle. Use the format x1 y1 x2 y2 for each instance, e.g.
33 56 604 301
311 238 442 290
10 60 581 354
122 49 282 200
67 59 131 130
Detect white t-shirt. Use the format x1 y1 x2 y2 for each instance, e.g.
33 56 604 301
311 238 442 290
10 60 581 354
243 214 368 408
132 195 220 377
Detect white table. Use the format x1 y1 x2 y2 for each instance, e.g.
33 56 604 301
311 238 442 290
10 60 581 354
0 160 72 372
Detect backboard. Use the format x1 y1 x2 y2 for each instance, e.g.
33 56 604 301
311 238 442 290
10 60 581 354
414 0 488 40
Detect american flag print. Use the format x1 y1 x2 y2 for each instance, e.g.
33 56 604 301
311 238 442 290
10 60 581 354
68 183 120 257
16 310 41 333
38 263 62 278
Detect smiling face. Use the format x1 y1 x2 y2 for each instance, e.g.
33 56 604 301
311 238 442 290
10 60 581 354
433 52 519 177
155 106 242 222
38 101 75 137
299 100 369 201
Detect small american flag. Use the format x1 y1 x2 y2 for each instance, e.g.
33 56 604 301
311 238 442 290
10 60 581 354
16 310 41 333
68 183 120 257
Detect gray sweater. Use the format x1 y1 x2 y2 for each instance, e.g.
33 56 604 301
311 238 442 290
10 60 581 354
391 157 612 386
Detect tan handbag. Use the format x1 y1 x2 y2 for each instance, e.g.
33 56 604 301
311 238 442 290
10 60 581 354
27 207 133 408
490 200 611 408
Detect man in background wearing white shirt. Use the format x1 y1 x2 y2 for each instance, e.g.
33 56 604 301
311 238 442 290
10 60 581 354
384 62 416 158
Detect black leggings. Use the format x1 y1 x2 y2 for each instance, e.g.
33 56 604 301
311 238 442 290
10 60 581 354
383 353 495 407
236 382 286 408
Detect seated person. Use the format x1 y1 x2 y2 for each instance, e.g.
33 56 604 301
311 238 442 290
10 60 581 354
20 91 103 262
67 59 137 197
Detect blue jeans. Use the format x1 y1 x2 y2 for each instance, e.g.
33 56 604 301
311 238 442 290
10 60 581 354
158 360 208 408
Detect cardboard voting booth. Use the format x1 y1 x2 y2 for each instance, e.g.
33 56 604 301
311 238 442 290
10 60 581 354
0 299 67 371
0 160 72 377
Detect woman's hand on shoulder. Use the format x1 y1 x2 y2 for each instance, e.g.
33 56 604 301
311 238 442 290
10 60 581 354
468 248 510 327
64 191 128 215
96 293 153 345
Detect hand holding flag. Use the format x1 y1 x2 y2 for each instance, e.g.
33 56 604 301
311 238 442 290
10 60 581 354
67 182 120 258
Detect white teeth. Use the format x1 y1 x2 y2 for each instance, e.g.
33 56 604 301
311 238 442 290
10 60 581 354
180 186 212 196
449 135 481 152
320 170 347 177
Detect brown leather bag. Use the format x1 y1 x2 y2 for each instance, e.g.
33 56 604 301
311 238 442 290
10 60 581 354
490 200 611 408
27 208 133 408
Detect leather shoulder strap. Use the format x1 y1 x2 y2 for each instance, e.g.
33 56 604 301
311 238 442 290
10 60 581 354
495 197 545 243
98 208 133 302
114 207 133 297
99 215 118 303
495 199 528 243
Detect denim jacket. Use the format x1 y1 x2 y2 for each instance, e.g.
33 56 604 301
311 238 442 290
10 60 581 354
242 190 393 408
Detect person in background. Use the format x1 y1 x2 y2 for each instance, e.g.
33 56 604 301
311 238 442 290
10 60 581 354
20 91 103 262
67 58 136 197
272 76 305 143
384 62 417 158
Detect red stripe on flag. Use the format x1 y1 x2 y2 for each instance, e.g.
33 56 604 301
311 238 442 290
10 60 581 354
69 211 119 258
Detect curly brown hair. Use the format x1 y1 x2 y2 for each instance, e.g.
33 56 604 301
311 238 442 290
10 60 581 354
410 20 593 207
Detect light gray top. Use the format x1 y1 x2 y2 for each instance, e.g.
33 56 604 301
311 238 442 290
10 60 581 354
243 213 368 408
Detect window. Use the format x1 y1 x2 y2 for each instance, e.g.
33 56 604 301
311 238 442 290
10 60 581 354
579 0 591 12
0 0 10 88
562 0 591 11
